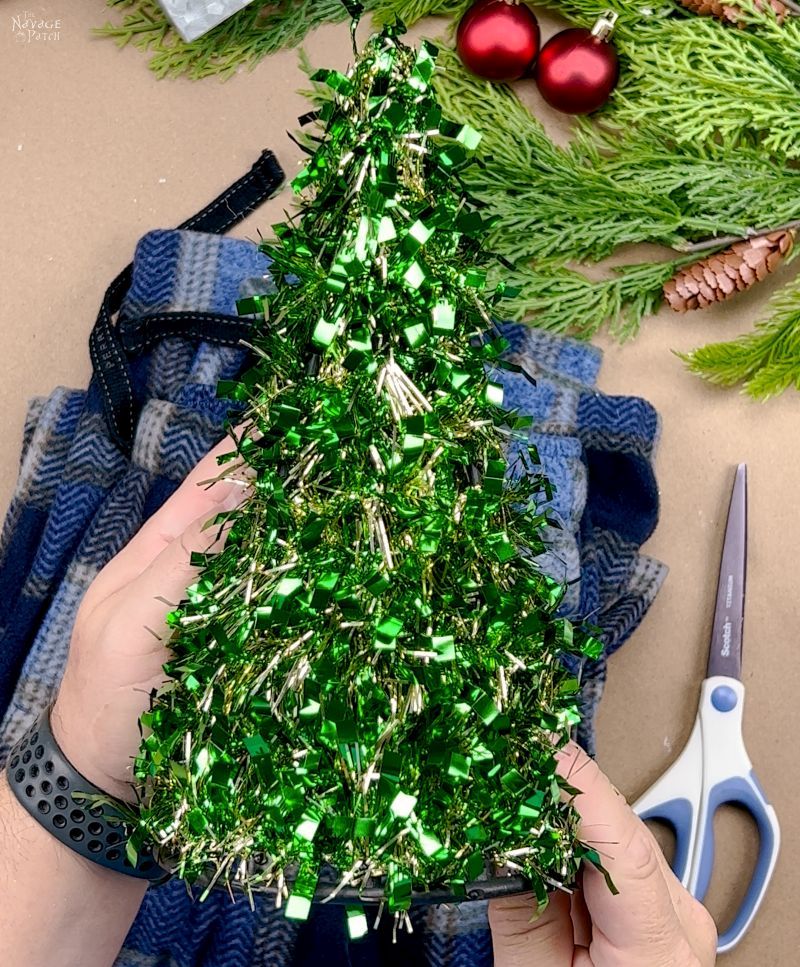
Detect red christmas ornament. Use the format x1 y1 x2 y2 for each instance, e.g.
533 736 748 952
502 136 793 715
456 0 540 82
534 12 620 115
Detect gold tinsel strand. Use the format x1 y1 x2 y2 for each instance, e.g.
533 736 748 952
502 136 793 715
664 230 795 311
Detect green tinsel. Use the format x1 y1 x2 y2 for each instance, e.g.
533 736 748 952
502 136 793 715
132 23 603 928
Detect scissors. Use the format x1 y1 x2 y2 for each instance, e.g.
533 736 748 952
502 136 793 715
633 464 780 954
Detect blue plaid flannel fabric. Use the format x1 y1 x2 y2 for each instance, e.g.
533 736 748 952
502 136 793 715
0 228 667 966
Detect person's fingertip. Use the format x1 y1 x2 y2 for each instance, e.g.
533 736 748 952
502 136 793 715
555 742 604 799
488 891 539 918
217 480 253 511
182 507 240 559
554 740 586 770
199 471 252 511
693 903 718 964
586 821 658 886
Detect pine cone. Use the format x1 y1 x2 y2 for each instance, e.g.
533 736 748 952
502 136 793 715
664 230 795 312
677 0 789 24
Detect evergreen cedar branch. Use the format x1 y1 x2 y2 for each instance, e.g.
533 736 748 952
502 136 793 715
99 0 800 397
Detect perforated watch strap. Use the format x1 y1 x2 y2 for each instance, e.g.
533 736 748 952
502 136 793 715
6 709 169 883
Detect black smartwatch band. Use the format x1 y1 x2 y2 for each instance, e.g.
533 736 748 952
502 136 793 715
6 709 169 883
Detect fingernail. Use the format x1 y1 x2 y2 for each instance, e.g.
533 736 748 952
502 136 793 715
218 481 252 511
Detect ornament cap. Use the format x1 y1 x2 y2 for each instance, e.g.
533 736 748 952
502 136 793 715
591 10 619 41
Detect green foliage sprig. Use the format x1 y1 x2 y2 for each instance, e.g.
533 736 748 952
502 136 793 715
372 0 471 23
539 0 800 159
433 46 800 263
427 46 800 345
491 258 694 340
380 0 800 160
681 273 800 399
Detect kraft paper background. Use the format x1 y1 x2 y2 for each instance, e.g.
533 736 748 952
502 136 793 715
2 4 797 962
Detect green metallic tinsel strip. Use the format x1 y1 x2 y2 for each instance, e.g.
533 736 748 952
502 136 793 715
133 21 602 928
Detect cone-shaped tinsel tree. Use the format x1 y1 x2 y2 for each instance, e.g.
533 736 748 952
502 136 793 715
134 21 604 934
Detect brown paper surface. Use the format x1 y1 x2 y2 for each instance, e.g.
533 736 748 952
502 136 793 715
1 4 797 961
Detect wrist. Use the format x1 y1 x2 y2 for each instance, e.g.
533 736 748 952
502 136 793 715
0 766 148 894
0 771 148 967
7 707 167 885
51 693 135 804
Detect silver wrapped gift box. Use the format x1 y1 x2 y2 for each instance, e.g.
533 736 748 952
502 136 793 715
158 0 255 42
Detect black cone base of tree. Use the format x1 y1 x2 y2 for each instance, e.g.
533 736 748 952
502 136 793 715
131 19 606 937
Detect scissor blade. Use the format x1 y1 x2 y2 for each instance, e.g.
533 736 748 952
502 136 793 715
707 464 747 681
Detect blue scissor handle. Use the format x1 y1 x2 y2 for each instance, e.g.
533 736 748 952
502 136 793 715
692 771 780 954
637 797 694 884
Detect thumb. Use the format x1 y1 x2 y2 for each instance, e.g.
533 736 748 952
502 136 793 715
489 889 573 967
556 742 689 960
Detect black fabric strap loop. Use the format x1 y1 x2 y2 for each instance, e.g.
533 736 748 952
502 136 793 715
176 149 284 235
118 310 255 356
89 149 284 455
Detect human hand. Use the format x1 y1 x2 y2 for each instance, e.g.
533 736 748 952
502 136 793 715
489 742 717 966
51 436 249 802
